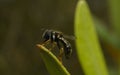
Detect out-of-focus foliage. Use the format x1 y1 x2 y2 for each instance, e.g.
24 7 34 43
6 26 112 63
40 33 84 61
74 0 108 75
108 0 120 37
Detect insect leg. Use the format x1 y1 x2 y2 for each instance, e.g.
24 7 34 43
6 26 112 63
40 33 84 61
57 41 64 63
41 40 50 46
49 42 56 51
58 48 64 63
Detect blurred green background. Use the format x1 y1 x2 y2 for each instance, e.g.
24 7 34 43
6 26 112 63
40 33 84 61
0 0 119 75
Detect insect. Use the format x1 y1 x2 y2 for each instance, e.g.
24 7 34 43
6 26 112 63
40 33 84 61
41 29 72 61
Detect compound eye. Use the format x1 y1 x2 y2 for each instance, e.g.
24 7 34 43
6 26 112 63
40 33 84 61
42 30 50 40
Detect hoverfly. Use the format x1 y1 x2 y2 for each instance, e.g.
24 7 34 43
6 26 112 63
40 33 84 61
41 29 72 61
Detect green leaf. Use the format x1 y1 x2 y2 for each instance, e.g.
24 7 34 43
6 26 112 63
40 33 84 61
74 0 109 75
108 0 120 36
108 0 120 74
94 17 120 48
37 44 70 75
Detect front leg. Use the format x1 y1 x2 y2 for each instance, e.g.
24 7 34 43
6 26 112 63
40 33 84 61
41 40 50 46
49 42 56 51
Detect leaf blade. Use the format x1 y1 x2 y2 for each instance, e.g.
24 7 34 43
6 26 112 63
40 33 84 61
74 0 109 75
37 44 70 75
